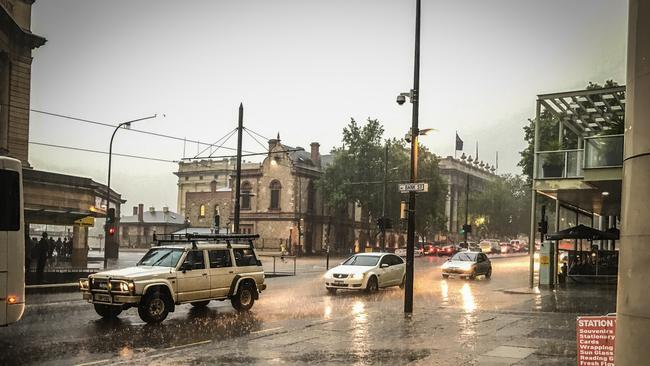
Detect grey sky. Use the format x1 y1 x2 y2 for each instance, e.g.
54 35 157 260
29 0 627 213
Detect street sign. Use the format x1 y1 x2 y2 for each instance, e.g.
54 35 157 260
577 315 616 366
74 216 95 227
399 183 428 193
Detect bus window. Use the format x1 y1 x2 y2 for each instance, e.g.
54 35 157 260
0 169 20 230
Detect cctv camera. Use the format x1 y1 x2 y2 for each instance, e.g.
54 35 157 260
396 95 406 105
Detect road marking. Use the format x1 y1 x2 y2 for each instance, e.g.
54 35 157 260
163 339 212 351
250 326 284 334
74 359 111 366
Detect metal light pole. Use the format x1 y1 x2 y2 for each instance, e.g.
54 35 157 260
104 114 156 268
404 0 421 315
464 173 470 245
381 143 388 252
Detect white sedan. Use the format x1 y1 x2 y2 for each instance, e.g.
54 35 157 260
394 247 424 257
324 253 406 294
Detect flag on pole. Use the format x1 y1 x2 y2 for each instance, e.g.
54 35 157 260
455 132 463 151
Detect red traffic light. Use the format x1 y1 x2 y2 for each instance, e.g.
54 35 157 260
108 226 116 235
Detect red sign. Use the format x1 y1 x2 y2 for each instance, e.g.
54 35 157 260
577 315 616 366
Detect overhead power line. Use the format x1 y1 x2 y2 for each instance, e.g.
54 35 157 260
29 141 178 163
183 148 302 161
25 107 255 153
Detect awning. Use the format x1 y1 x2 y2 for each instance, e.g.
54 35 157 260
545 224 619 241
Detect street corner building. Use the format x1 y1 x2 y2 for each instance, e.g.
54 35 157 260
175 136 401 254
0 0 124 268
118 204 186 248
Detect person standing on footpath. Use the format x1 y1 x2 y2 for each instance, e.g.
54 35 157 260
36 232 49 283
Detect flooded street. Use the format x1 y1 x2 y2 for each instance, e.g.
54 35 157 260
1 255 614 365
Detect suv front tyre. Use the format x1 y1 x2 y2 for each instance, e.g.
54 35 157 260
138 290 171 323
232 283 255 311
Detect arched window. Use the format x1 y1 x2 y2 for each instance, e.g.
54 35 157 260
210 180 218 192
241 181 252 210
269 180 281 210
199 204 206 218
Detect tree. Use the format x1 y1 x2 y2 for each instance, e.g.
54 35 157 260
320 118 448 248
472 174 530 238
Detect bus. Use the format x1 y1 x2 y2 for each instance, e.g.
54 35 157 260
0 156 24 326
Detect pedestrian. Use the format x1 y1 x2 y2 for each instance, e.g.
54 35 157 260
36 232 49 283
24 233 32 274
280 242 287 263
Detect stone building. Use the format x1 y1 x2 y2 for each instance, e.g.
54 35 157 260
175 158 259 230
118 204 185 248
438 155 497 241
0 1 123 266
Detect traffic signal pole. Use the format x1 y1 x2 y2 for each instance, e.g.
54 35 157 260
404 0 421 316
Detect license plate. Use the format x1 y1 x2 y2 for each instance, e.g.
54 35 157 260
334 281 344 285
94 294 111 302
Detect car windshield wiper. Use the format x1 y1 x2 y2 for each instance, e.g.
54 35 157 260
151 252 172 266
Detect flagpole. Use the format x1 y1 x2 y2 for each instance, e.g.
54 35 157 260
454 131 457 158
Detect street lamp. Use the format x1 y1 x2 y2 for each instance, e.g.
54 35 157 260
395 0 422 316
104 114 157 268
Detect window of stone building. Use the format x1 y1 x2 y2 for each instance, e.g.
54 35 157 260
199 175 203 180
269 180 281 210
307 181 315 213
199 204 206 218
185 176 189 181
241 181 252 210
210 180 217 192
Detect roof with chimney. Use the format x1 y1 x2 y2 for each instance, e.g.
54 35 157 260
120 208 185 225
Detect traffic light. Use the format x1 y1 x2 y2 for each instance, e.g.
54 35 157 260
461 224 472 234
108 226 116 236
537 220 548 235
384 217 392 229
106 208 115 224
376 217 384 230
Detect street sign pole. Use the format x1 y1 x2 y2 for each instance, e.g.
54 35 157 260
404 0 421 316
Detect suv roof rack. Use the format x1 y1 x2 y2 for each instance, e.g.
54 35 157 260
153 233 259 250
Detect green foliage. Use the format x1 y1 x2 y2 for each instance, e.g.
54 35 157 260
472 174 531 237
320 118 447 242
518 80 622 182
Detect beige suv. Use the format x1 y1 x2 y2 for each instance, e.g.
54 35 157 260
79 234 266 323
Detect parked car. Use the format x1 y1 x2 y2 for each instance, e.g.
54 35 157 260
441 251 492 280
80 236 267 324
323 253 406 294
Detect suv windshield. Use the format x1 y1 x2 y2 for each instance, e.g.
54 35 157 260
342 255 379 266
451 252 477 261
138 248 184 267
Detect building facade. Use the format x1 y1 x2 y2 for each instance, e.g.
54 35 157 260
438 155 497 241
0 1 124 266
118 204 185 248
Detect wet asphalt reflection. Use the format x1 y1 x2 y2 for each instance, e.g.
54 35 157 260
0 255 534 365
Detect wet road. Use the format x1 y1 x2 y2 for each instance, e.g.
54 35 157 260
1 255 604 365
